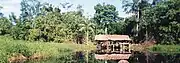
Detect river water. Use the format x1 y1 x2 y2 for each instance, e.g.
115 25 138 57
25 51 180 63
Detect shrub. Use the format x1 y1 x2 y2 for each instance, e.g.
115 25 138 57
5 43 31 56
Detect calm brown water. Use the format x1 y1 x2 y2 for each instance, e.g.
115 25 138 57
25 51 180 63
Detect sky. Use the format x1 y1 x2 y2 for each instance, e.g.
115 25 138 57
0 0 133 18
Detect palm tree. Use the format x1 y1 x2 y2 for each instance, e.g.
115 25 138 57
79 19 95 63
79 19 95 45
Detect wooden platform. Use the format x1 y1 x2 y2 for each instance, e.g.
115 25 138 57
95 54 132 60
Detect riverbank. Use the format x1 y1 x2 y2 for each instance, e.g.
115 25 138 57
1 36 180 63
0 36 95 63
148 45 180 53
132 44 180 53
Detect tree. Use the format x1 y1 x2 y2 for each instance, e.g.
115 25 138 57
10 2 89 43
93 3 119 34
141 0 180 44
12 2 55 41
0 17 12 35
10 19 28 40
124 16 137 35
122 0 150 41
60 2 73 11
152 0 165 5
79 19 95 44
20 0 44 21
24 6 87 43
122 0 165 41
61 11 88 43
78 19 95 63
76 5 84 16
9 12 17 25
30 10 64 42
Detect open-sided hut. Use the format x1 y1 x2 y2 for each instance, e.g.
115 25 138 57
95 35 132 60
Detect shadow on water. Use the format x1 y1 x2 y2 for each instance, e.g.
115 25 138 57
25 51 104 63
129 51 180 63
24 51 180 63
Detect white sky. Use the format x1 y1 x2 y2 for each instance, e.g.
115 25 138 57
0 0 133 18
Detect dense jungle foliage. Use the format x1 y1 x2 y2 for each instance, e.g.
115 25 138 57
0 0 180 63
0 0 180 44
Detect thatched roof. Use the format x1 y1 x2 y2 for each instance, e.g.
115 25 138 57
95 35 131 41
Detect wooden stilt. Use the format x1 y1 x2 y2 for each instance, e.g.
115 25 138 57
105 60 107 63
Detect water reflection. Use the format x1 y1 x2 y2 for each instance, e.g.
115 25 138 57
129 51 180 63
25 51 180 63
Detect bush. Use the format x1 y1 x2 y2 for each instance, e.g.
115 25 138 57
0 50 8 63
5 43 31 56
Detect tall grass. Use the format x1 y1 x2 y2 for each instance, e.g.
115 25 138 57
0 36 95 63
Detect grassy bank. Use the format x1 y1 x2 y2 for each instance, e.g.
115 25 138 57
148 45 180 53
0 36 95 63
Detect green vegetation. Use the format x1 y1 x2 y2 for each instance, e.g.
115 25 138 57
122 0 180 44
93 3 120 34
0 0 180 62
0 0 179 44
0 36 95 63
149 45 180 53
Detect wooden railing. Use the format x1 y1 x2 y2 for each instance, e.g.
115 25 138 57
96 42 132 54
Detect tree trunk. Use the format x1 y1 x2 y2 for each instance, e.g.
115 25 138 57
86 50 89 63
86 30 89 45
105 27 108 34
136 8 139 37
145 26 148 40
136 0 141 37
136 23 139 36
86 30 89 63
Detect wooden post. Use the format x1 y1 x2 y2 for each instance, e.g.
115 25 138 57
105 60 107 63
106 41 110 53
113 43 114 52
122 43 124 53
120 42 121 53
129 44 131 53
